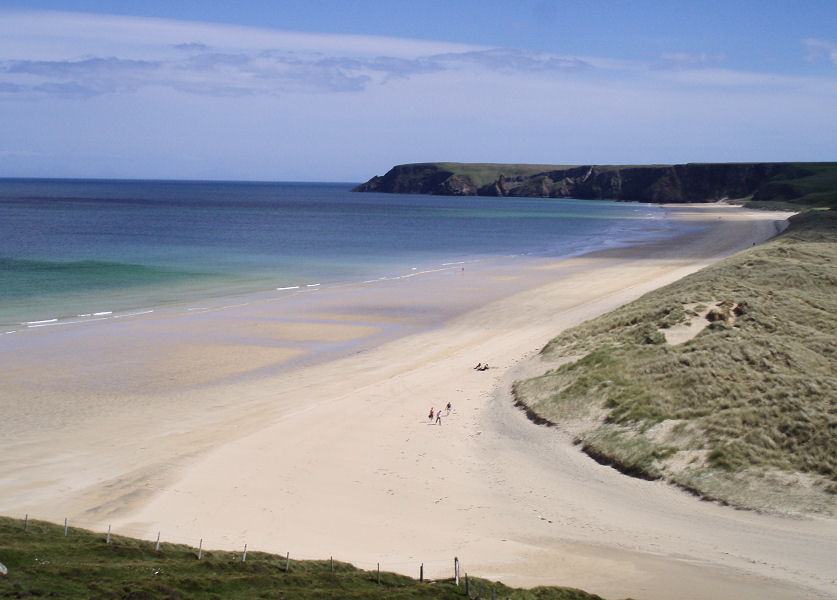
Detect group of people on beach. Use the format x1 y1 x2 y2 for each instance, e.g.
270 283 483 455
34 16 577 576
428 402 452 425
474 362 489 371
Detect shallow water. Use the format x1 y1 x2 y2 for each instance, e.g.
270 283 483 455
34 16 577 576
0 179 682 329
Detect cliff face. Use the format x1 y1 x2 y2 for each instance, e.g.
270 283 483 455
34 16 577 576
353 162 825 204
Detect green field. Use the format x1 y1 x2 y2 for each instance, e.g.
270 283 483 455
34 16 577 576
513 209 837 515
0 517 605 600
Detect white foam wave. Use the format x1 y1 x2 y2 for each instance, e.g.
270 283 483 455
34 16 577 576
26 318 57 326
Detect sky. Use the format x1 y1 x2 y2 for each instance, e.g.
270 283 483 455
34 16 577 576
0 1 836 182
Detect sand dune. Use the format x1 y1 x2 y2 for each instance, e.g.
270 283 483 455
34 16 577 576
2 205 834 599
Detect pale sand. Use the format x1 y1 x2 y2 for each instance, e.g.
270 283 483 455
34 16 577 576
2 205 835 599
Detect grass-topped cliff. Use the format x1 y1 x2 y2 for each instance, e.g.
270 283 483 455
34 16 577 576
354 162 837 207
0 517 603 600
513 209 837 515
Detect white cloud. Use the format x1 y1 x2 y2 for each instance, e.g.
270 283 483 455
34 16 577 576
657 52 727 70
0 9 835 180
803 38 837 65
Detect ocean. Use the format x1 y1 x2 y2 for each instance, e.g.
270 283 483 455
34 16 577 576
0 179 682 331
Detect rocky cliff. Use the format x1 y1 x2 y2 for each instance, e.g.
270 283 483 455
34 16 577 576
353 162 836 205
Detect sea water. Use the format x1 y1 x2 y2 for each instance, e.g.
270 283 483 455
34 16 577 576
0 179 681 330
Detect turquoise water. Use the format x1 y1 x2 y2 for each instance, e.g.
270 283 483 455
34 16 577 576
0 179 677 328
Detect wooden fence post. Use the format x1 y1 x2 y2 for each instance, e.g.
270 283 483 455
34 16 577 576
198 538 203 560
242 544 247 562
420 563 424 582
377 562 381 584
106 525 111 544
23 514 28 531
64 518 68 536
455 556 460 586
330 556 334 573
465 573 469 596
285 552 290 572
155 532 160 552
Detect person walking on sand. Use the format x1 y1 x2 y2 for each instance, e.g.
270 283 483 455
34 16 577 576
436 411 442 425
428 408 434 422
446 401 452 414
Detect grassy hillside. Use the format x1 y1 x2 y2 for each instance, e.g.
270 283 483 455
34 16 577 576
513 209 837 515
429 163 577 188
0 517 604 600
750 162 837 207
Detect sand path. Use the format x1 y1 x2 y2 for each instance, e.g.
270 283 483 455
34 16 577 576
2 205 834 599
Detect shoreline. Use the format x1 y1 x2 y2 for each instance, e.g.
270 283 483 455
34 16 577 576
2 205 834 600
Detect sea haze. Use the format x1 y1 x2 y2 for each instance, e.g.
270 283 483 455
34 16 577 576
0 179 681 329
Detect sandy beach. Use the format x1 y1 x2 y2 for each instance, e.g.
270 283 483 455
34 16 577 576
2 204 835 600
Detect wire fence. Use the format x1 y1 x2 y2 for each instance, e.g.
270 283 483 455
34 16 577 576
9 513 511 597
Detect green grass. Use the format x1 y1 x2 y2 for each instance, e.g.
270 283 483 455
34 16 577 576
749 163 837 207
0 517 606 600
513 209 837 514
428 163 659 189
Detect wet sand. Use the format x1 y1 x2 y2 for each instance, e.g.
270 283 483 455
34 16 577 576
1 204 834 600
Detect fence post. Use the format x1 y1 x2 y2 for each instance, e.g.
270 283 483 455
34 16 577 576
420 563 424 582
285 552 290 572
377 562 381 584
455 556 460 586
198 538 203 560
23 514 28 531
155 532 160 552
330 556 334 573
242 544 247 562
106 525 111 545
465 573 469 596
64 518 68 537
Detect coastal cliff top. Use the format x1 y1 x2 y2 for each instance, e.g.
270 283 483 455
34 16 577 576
354 161 837 207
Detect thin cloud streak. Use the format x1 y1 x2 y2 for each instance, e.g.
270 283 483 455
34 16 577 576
3 10 828 100
803 38 837 65
0 10 834 180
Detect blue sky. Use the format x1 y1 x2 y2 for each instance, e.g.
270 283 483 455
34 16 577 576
1 1 836 181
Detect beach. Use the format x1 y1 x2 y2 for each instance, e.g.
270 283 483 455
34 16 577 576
2 204 835 600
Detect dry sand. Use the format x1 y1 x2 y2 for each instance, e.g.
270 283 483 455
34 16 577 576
1 204 835 600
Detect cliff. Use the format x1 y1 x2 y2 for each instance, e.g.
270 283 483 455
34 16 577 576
353 162 837 206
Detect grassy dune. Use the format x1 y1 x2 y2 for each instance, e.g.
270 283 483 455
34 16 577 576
514 209 837 515
0 517 604 600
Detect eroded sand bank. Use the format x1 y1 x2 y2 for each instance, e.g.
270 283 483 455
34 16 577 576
2 205 834 600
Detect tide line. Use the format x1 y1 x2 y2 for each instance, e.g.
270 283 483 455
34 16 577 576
113 310 154 319
28 317 108 328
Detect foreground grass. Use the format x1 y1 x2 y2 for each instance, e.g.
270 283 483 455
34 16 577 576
0 517 604 600
514 209 837 515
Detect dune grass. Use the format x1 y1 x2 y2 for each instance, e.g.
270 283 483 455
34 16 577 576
513 209 837 515
0 517 605 600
